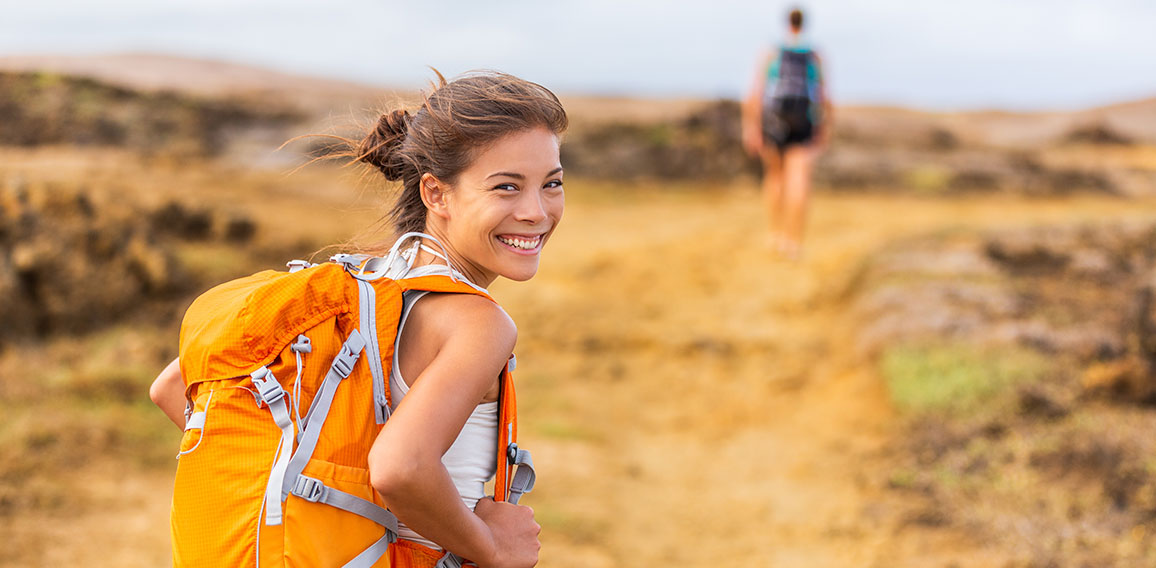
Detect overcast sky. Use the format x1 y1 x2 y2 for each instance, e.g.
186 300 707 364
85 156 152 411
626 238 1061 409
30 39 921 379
4 0 1155 111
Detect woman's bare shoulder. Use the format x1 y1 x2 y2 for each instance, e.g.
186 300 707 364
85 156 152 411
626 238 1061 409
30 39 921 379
411 292 517 354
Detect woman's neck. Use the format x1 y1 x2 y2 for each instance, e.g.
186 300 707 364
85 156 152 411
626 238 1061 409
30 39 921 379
412 230 496 288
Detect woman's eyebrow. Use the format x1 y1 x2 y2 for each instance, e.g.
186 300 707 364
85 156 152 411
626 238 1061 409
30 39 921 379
485 167 564 180
486 171 525 180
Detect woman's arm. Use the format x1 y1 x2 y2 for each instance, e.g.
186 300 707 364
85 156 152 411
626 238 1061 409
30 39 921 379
742 50 773 156
812 51 834 151
150 357 187 429
368 293 538 568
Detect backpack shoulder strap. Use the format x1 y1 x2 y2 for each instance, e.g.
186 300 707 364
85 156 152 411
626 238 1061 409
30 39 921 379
394 272 534 504
494 360 534 503
395 273 494 301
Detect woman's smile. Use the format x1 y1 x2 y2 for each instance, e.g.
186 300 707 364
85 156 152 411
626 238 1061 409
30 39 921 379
496 233 544 253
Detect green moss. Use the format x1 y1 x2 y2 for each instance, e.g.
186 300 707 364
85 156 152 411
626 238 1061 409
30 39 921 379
888 468 920 489
880 341 1052 416
174 242 253 283
644 124 674 147
903 165 952 195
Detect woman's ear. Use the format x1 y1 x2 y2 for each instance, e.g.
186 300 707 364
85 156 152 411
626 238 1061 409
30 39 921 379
420 173 451 221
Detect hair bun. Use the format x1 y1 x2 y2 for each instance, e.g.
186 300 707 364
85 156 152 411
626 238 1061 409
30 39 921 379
359 109 409 181
377 109 409 139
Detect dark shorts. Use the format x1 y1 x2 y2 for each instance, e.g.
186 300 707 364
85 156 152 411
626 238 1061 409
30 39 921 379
762 96 814 150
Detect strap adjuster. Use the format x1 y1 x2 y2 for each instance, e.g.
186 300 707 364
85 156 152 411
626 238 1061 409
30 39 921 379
333 346 357 377
331 331 366 379
291 475 325 503
291 334 312 353
507 442 519 464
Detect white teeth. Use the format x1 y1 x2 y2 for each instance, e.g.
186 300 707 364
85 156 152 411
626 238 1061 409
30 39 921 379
498 235 540 250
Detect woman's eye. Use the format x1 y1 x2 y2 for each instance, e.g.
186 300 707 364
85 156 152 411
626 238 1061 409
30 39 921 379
545 179 564 189
494 183 518 192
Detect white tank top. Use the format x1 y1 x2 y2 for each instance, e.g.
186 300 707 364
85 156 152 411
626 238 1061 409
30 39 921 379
389 289 499 550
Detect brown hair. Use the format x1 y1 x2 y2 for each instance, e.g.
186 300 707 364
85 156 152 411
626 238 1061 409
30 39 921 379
789 8 804 31
356 71 568 241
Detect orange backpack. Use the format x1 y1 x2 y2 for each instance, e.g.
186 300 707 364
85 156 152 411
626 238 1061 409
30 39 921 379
171 235 535 568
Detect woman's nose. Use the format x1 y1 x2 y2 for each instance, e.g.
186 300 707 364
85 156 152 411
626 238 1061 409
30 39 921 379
514 189 547 223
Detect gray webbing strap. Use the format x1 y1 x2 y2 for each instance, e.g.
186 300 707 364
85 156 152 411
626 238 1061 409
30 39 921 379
289 474 398 568
357 279 390 424
435 551 465 568
251 366 296 525
279 330 366 501
290 475 399 534
177 390 214 459
344 533 394 568
506 446 536 505
184 410 206 431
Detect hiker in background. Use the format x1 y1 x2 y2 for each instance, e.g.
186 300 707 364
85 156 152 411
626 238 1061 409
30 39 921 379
150 71 566 568
742 6 832 260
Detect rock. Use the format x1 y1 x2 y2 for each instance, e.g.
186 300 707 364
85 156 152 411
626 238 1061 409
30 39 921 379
1136 268 1156 364
1017 384 1070 420
1063 122 1133 146
985 229 1072 274
0 182 196 344
150 201 213 240
223 214 257 243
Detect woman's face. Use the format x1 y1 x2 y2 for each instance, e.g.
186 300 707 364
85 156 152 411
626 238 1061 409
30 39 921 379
433 127 564 286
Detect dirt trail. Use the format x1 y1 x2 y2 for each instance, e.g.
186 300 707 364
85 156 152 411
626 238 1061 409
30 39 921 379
19 182 1151 567
499 188 904 567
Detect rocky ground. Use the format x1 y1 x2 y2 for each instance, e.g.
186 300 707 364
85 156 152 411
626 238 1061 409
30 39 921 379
850 221 1156 567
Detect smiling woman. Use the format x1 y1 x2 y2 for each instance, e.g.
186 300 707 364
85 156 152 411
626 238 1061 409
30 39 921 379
149 71 567 568
356 73 568 564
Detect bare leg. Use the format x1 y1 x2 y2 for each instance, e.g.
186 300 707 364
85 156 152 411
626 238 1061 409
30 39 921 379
759 146 785 247
780 144 817 259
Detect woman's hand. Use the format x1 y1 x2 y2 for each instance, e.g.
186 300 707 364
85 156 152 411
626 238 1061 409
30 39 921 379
474 498 540 568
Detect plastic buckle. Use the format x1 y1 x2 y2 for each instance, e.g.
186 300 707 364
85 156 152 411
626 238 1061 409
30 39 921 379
330 253 365 272
257 381 284 405
507 443 519 464
286 259 313 273
251 368 284 405
291 476 325 503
